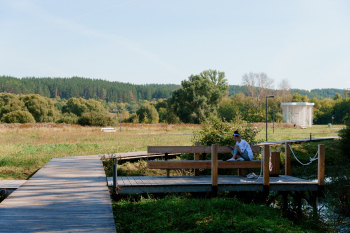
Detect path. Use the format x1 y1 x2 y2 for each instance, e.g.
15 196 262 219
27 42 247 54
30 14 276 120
0 155 116 233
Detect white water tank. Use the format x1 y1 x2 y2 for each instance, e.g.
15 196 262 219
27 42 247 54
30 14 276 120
281 102 314 127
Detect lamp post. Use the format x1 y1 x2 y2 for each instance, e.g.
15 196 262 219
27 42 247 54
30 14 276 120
266 95 275 142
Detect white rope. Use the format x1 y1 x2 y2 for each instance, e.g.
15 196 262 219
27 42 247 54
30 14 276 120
288 144 318 166
273 145 284 152
240 146 263 183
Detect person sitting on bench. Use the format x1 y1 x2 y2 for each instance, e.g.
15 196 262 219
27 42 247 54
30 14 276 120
226 130 253 161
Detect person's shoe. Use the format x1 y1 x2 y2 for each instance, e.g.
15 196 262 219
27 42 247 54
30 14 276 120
247 173 257 179
236 158 244 161
227 158 236 161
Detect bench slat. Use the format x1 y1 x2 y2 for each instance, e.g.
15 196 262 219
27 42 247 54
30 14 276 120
147 160 261 169
147 146 260 154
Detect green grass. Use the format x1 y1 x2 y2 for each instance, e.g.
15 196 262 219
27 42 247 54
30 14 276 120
113 195 318 233
0 126 193 179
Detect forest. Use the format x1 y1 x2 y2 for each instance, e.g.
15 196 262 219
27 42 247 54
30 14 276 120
0 72 349 126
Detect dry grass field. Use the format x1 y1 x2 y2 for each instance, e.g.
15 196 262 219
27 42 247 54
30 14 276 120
0 123 341 180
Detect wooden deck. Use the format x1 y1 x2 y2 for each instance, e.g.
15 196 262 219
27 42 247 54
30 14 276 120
0 155 116 233
107 175 318 193
0 180 27 190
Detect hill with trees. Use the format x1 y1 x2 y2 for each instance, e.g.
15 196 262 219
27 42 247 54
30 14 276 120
0 76 179 103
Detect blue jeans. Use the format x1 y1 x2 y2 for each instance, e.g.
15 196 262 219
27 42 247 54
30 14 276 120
231 147 250 161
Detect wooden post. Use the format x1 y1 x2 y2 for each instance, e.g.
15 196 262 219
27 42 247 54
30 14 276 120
270 152 280 177
285 142 291 176
165 153 170 177
318 144 325 195
263 145 270 193
194 142 200 176
211 144 218 196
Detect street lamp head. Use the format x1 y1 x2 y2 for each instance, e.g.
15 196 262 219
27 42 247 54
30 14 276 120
267 95 275 98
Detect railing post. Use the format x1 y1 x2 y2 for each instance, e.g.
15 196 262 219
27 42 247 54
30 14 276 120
211 144 218 196
318 144 325 195
165 152 170 177
263 144 270 193
285 142 291 176
194 142 200 176
113 158 117 193
270 152 280 177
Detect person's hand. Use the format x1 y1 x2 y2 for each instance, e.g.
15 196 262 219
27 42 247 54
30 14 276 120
235 145 239 148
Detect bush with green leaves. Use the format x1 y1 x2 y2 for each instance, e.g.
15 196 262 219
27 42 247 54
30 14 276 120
56 113 79 124
20 94 60 122
136 103 159 124
339 115 350 158
0 93 26 118
78 111 115 126
192 114 259 147
1 110 36 123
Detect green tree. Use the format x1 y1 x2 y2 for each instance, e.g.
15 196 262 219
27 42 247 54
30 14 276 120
1 110 35 123
62 98 88 116
217 97 239 122
0 94 26 118
168 70 228 123
136 103 159 124
21 94 60 122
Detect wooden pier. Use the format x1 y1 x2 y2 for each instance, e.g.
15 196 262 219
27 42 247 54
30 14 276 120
0 155 116 233
107 175 318 194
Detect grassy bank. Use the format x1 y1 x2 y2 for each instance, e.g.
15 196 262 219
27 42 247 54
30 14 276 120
0 123 341 180
0 124 194 179
113 195 318 233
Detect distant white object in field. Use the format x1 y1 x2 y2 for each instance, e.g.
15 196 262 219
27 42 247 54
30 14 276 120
281 102 314 128
101 127 116 132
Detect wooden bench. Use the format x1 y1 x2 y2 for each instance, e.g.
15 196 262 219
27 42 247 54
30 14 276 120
147 145 262 177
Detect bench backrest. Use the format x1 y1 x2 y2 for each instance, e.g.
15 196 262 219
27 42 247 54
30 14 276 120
147 145 260 154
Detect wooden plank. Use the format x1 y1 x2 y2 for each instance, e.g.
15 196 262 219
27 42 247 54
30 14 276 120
148 146 260 154
270 152 280 176
263 145 270 186
318 144 325 186
0 155 115 232
147 160 262 169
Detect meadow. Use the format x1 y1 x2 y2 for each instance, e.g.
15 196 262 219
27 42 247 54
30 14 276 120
0 123 345 232
0 123 340 180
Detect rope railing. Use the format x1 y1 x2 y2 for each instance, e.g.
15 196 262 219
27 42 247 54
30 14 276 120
241 146 264 183
288 144 318 166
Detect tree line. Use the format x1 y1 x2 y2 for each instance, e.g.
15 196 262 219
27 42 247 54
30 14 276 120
0 71 349 126
0 76 344 103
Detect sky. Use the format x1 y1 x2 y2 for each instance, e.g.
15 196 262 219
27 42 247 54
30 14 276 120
1 0 350 91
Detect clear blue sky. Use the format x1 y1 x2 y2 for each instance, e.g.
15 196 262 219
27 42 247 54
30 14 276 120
1 0 350 90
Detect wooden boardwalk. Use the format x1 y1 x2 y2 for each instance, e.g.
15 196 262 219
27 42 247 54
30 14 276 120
107 175 318 194
0 155 116 233
0 180 27 190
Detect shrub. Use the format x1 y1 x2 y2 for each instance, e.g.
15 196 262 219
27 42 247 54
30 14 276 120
136 103 159 124
1 110 36 123
339 118 350 158
192 114 259 146
56 113 79 124
78 111 115 126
